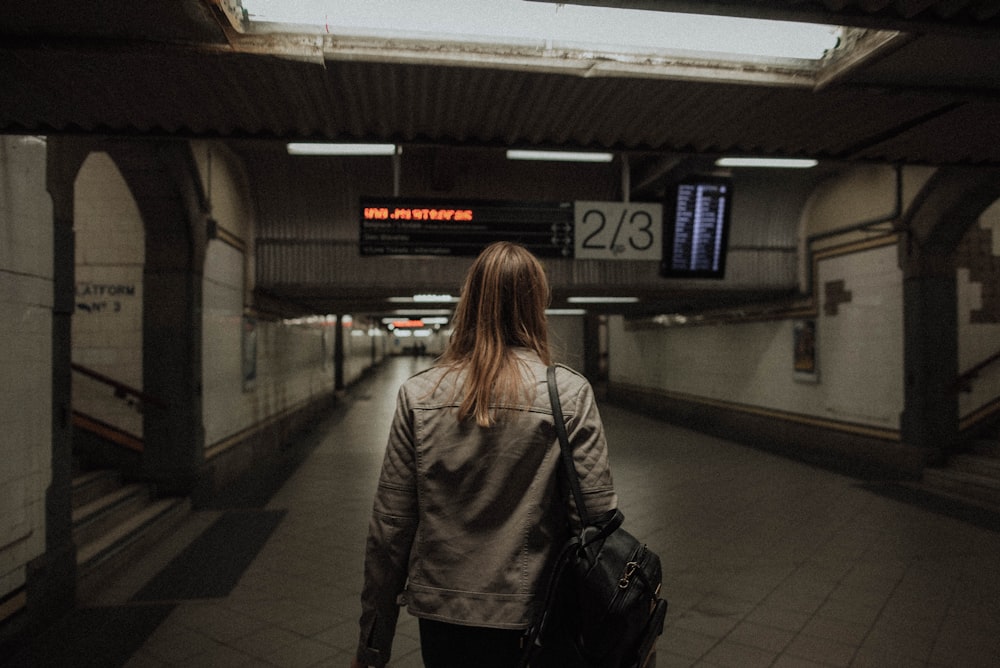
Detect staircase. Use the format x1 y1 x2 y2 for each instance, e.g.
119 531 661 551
72 469 189 601
919 440 1000 512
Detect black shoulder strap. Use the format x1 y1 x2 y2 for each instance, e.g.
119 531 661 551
547 365 590 529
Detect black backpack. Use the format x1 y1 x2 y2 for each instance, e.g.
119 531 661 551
520 367 668 668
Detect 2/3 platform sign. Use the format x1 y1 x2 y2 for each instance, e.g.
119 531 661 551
574 201 662 261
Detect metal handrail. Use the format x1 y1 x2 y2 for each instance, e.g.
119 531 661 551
955 349 1000 393
71 363 169 409
71 410 144 452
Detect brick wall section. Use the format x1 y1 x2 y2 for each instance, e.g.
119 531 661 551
956 222 1000 323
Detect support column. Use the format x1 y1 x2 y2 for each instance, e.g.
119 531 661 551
141 264 205 495
900 256 958 462
582 313 602 383
897 166 1000 461
108 141 208 496
334 314 345 394
23 137 91 634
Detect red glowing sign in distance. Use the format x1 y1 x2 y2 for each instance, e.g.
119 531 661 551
363 207 474 222
392 319 425 328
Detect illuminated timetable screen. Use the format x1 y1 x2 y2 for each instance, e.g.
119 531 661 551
661 178 733 279
359 197 573 257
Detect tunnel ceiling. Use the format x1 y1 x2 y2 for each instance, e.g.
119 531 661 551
4 0 1000 316
3 0 1000 163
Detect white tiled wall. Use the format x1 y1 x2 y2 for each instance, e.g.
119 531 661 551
200 143 344 448
958 200 1000 417
202 240 250 446
72 152 145 436
816 244 903 428
0 136 52 598
202 311 338 447
191 142 256 290
343 317 386 386
608 237 905 430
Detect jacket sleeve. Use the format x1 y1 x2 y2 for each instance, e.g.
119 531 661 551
357 385 419 668
563 371 618 521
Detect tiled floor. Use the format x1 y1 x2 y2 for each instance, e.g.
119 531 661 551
72 357 1000 666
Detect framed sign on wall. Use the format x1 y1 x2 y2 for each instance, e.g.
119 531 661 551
794 319 818 382
574 201 663 261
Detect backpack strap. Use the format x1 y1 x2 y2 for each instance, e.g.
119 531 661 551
547 365 590 530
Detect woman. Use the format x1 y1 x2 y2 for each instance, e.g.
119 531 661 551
353 241 617 668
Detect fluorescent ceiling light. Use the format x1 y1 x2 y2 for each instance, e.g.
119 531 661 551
414 293 457 302
716 157 818 168
287 142 398 156
242 1 842 62
507 149 613 163
390 309 453 316
281 314 338 325
382 316 447 325
546 309 587 315
387 294 458 303
567 296 639 304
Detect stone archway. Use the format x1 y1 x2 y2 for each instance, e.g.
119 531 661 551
31 135 208 642
101 140 209 495
898 166 1000 459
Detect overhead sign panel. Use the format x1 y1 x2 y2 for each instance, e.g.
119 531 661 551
574 201 662 261
360 197 573 257
661 177 733 279
360 197 667 261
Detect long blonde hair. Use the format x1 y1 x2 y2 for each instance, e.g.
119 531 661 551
438 242 552 426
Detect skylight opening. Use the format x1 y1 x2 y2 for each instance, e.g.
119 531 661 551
238 1 842 62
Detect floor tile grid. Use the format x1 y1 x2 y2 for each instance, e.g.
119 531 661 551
110 357 1000 667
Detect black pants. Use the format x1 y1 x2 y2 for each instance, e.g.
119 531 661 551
419 619 524 668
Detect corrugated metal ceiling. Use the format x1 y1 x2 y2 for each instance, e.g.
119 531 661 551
2 0 1000 165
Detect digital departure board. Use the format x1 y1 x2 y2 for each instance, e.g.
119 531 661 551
661 177 733 279
360 198 573 257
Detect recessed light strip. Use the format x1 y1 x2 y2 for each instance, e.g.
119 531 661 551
546 309 588 315
507 149 614 163
287 143 399 156
567 296 639 304
715 157 817 168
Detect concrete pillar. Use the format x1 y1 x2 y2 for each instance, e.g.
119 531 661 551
900 264 958 461
22 137 91 634
582 313 602 383
141 265 205 495
108 141 208 496
334 314 345 393
898 166 1000 460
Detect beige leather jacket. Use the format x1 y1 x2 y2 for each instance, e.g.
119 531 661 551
357 349 617 667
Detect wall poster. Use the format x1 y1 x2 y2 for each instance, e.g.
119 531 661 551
242 315 257 392
794 319 818 382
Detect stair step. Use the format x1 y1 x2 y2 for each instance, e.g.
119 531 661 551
970 440 1000 458
920 468 1000 512
76 496 190 602
950 453 1000 478
70 467 193 604
72 484 151 548
76 497 187 566
71 469 123 509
